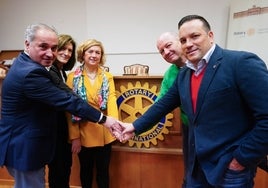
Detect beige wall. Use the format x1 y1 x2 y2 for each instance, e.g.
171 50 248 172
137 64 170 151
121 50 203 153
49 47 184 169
0 0 231 75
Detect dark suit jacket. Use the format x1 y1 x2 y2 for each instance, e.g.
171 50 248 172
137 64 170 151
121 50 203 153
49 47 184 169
0 52 102 171
133 45 268 185
49 64 74 142
49 64 73 159
49 64 71 92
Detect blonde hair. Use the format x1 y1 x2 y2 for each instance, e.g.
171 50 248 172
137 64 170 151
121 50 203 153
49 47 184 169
77 39 106 66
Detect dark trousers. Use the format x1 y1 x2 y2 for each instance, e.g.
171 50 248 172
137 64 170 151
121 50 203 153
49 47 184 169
7 166 45 188
183 160 256 188
181 124 189 187
78 143 112 188
48 142 72 188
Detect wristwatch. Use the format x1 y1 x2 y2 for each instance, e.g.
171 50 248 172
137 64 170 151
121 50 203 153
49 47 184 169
98 114 107 124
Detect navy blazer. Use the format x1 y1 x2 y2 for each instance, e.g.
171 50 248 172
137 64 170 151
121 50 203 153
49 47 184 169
133 45 268 185
49 64 73 148
0 52 102 171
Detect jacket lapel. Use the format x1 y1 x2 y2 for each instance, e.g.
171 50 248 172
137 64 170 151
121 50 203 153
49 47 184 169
193 46 223 122
179 68 194 119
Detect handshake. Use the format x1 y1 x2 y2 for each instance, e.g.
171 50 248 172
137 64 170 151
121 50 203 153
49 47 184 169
103 116 136 142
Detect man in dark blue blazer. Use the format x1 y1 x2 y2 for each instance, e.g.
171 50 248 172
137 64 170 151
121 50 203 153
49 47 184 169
0 23 118 188
119 15 268 187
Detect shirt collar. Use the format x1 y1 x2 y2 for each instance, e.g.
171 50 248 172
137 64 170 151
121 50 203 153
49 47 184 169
45 66 51 71
186 44 216 74
24 50 29 56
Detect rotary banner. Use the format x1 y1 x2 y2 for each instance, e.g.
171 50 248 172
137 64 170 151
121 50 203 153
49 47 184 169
227 0 268 66
116 81 173 148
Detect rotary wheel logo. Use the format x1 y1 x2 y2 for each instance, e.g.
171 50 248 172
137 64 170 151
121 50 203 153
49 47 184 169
116 81 173 148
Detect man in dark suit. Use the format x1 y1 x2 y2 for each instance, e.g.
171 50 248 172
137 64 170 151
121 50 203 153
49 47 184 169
118 15 268 187
0 23 118 188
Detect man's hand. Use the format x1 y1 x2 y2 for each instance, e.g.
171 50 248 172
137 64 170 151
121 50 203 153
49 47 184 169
102 117 136 142
116 121 135 142
103 116 120 131
228 158 245 171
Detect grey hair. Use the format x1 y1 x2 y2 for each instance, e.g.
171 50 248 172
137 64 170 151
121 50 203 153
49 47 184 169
24 23 58 42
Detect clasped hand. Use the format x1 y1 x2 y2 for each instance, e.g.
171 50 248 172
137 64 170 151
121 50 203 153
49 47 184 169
103 116 135 142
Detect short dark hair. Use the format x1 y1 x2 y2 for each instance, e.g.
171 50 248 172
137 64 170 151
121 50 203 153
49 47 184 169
178 15 211 32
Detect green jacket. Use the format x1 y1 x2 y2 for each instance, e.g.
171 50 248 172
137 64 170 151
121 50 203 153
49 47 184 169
157 64 189 125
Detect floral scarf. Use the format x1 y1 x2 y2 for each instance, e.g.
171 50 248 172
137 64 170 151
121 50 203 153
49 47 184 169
71 65 109 122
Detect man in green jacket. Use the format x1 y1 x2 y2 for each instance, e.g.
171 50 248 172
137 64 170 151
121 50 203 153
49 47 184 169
156 32 189 186
156 32 188 125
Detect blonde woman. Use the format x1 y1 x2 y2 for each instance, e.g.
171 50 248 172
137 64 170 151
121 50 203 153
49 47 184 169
66 39 118 188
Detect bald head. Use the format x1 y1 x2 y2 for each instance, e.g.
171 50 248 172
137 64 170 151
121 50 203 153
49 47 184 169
157 32 178 48
156 32 186 67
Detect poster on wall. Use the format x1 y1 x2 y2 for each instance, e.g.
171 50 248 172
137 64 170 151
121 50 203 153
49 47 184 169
227 0 268 66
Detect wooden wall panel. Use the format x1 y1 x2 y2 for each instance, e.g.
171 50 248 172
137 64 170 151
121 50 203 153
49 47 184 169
0 50 21 61
2 155 268 188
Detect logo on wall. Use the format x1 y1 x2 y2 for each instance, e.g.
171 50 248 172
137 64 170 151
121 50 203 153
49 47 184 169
116 81 173 148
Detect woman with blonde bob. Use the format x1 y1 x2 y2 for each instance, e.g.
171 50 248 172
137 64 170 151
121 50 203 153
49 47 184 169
66 39 118 188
